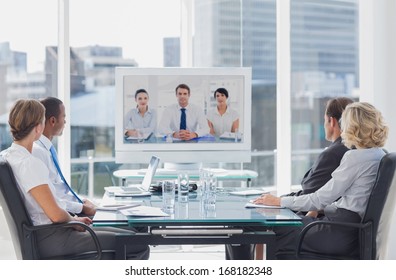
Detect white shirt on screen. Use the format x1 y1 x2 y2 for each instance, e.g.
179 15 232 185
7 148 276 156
158 103 210 137
207 106 239 137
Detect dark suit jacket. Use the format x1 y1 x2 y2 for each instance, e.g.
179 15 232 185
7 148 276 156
295 137 349 196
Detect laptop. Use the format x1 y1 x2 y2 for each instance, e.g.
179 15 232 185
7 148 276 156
119 156 160 195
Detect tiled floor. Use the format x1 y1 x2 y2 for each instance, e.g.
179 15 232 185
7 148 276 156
150 244 225 260
0 207 225 260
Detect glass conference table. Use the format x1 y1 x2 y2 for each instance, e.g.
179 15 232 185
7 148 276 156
93 189 302 260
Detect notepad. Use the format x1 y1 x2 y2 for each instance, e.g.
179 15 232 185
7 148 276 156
126 132 152 140
113 191 151 197
245 202 284 209
120 206 169 217
219 131 243 140
96 203 140 211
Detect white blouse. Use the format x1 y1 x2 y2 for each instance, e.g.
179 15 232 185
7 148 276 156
207 106 239 137
1 143 61 225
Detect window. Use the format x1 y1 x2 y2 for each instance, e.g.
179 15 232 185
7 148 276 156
69 0 181 196
0 0 57 150
194 0 277 188
0 0 360 197
290 0 359 185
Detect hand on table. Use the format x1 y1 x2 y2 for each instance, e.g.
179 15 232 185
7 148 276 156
252 194 281 206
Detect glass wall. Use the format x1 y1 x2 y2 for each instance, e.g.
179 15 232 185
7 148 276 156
69 0 181 196
290 0 359 185
194 0 277 188
0 0 57 149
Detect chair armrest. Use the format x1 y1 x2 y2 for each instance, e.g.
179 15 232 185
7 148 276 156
296 220 372 260
23 221 102 260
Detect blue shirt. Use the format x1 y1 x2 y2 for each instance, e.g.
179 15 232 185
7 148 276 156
124 107 157 135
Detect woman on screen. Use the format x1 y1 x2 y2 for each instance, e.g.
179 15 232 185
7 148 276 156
124 89 157 137
207 88 239 137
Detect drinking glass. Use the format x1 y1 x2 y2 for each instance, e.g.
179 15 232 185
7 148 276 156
178 173 189 203
162 180 175 213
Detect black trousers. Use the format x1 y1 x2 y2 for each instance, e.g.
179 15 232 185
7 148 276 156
36 226 150 260
225 244 256 260
226 207 361 260
276 207 361 259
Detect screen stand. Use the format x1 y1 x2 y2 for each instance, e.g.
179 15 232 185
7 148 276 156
164 162 202 171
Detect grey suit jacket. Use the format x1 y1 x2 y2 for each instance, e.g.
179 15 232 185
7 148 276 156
298 137 349 195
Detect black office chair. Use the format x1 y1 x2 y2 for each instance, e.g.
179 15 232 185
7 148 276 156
0 156 103 260
294 152 396 260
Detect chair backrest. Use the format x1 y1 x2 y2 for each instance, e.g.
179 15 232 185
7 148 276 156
376 153 396 259
361 152 396 259
0 156 39 259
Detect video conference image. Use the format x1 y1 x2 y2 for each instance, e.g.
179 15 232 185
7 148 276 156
122 73 246 144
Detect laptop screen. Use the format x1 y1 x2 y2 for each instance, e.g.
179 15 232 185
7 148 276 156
141 156 160 190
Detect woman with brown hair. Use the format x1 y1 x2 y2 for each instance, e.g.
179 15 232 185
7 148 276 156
1 99 149 259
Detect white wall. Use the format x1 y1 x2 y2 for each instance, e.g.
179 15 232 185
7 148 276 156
359 0 396 260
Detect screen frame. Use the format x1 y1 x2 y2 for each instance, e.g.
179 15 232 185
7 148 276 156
115 67 252 164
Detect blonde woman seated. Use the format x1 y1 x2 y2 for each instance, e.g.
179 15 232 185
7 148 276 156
253 102 388 259
0 99 149 259
124 89 157 137
207 88 239 137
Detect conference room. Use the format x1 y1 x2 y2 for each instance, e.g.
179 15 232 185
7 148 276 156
1 0 396 268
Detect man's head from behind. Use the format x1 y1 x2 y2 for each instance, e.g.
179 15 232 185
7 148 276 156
175 84 190 108
324 97 354 142
40 97 66 140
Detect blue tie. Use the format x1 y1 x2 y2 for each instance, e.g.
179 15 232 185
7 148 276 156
49 146 83 203
180 108 186 130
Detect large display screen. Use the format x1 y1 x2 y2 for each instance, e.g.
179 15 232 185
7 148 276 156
115 67 252 164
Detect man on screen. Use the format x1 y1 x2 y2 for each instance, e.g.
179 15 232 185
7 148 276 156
158 83 209 140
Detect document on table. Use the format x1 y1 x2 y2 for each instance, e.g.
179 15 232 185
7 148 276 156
96 203 141 211
219 131 243 140
245 201 284 209
126 132 152 140
113 191 151 197
104 186 151 197
120 206 169 217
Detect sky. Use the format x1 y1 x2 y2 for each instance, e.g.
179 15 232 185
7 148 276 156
0 0 181 72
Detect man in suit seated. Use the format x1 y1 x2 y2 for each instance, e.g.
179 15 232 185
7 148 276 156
158 83 209 140
226 96 354 260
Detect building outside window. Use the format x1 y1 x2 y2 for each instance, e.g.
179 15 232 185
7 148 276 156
0 0 359 198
